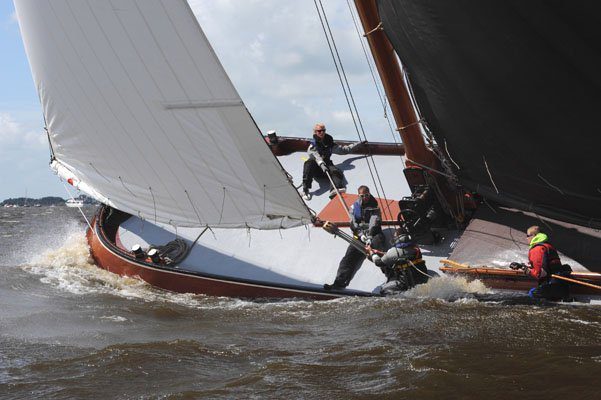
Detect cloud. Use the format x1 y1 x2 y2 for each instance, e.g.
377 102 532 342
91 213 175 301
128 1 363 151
0 112 46 147
188 0 389 140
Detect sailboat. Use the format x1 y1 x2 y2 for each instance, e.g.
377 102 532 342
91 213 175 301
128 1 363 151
15 0 601 300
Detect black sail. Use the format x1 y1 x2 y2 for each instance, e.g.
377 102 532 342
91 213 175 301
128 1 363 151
378 0 601 228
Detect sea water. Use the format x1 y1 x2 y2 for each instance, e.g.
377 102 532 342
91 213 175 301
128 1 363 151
1 207 600 399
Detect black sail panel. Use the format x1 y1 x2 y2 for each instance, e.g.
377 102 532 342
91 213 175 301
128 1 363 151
378 0 601 227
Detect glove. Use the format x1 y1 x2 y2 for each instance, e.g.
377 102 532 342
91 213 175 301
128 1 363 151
319 161 328 172
360 234 372 245
509 262 525 270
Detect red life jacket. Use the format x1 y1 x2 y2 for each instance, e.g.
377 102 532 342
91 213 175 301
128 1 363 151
528 242 561 280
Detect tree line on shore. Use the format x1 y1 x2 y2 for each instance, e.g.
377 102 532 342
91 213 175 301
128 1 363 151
1 195 98 207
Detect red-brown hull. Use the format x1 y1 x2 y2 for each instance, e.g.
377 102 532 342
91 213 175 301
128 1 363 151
86 218 343 301
441 266 601 296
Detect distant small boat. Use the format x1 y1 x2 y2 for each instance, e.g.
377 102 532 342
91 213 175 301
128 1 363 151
65 199 84 208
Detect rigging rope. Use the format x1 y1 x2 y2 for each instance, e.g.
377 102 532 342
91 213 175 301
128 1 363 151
345 0 405 172
62 182 93 233
313 0 396 223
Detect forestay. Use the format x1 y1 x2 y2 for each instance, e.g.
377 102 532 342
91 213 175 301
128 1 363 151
15 0 311 229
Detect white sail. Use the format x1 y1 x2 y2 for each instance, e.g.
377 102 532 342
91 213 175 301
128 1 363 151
15 0 311 229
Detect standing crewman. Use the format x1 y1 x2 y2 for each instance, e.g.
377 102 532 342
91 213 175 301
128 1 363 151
324 185 385 290
510 225 572 300
367 230 429 295
302 123 364 200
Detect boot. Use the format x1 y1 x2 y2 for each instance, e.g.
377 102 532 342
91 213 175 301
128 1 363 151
302 184 312 201
324 279 346 291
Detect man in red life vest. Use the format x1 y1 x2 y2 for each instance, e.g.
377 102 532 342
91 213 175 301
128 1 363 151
510 225 572 300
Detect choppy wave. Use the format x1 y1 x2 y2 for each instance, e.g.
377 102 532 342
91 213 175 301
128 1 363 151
20 229 198 305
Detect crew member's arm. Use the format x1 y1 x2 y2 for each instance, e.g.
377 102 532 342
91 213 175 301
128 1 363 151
307 144 328 172
367 208 382 237
331 141 366 155
349 205 360 236
371 247 405 268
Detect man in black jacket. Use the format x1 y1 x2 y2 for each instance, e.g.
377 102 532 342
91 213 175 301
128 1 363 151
324 185 385 290
302 123 362 200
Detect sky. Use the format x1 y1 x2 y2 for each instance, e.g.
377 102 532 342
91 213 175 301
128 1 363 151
0 0 395 199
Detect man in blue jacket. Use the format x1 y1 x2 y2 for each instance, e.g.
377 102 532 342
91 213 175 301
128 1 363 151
324 185 385 290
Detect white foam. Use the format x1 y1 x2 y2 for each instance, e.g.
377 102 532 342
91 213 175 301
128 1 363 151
403 275 491 300
19 230 291 309
99 315 128 322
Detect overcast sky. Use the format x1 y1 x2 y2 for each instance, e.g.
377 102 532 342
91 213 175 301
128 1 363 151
0 0 396 199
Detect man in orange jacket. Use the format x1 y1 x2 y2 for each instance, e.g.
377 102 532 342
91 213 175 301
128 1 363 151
510 226 571 300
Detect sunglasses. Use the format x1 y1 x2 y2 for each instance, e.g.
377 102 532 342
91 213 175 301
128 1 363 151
314 129 326 133
359 193 370 198
526 233 534 238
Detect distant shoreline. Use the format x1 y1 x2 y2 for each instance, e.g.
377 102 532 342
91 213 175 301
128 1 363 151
1 195 98 207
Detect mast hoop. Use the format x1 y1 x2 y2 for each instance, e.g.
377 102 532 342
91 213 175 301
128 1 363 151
362 21 383 37
396 118 425 132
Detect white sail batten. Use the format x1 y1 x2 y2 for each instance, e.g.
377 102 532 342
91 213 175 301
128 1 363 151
15 0 311 229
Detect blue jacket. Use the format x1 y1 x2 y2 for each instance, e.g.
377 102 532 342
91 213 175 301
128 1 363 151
350 195 382 237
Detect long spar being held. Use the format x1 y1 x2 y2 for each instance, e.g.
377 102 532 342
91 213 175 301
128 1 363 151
322 221 368 255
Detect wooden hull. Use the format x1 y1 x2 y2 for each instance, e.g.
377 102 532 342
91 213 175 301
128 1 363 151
86 210 354 301
440 265 601 297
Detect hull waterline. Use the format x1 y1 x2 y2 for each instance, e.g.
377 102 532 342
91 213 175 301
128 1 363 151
87 211 356 301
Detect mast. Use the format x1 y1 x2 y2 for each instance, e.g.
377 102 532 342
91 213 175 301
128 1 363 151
354 0 435 169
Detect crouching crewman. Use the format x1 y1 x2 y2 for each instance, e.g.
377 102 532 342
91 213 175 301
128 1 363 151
510 225 572 301
367 230 429 295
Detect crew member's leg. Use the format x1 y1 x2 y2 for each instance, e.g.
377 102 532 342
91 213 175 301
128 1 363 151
325 164 345 190
529 279 570 301
327 244 366 289
411 261 430 285
302 160 321 198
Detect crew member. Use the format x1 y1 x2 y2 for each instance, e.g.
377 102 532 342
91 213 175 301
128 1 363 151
324 185 384 290
510 225 571 300
302 123 364 200
367 230 429 295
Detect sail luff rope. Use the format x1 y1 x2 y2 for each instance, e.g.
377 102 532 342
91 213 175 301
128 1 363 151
314 0 396 224
44 127 56 162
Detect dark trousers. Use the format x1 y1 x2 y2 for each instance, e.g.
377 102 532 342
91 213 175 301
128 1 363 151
333 232 385 288
302 159 344 191
529 276 570 301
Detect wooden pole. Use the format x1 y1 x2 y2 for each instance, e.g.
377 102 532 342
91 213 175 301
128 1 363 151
551 274 601 291
440 259 471 269
353 0 435 169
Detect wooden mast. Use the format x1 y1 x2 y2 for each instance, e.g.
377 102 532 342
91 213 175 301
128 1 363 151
354 0 435 169
354 0 467 223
